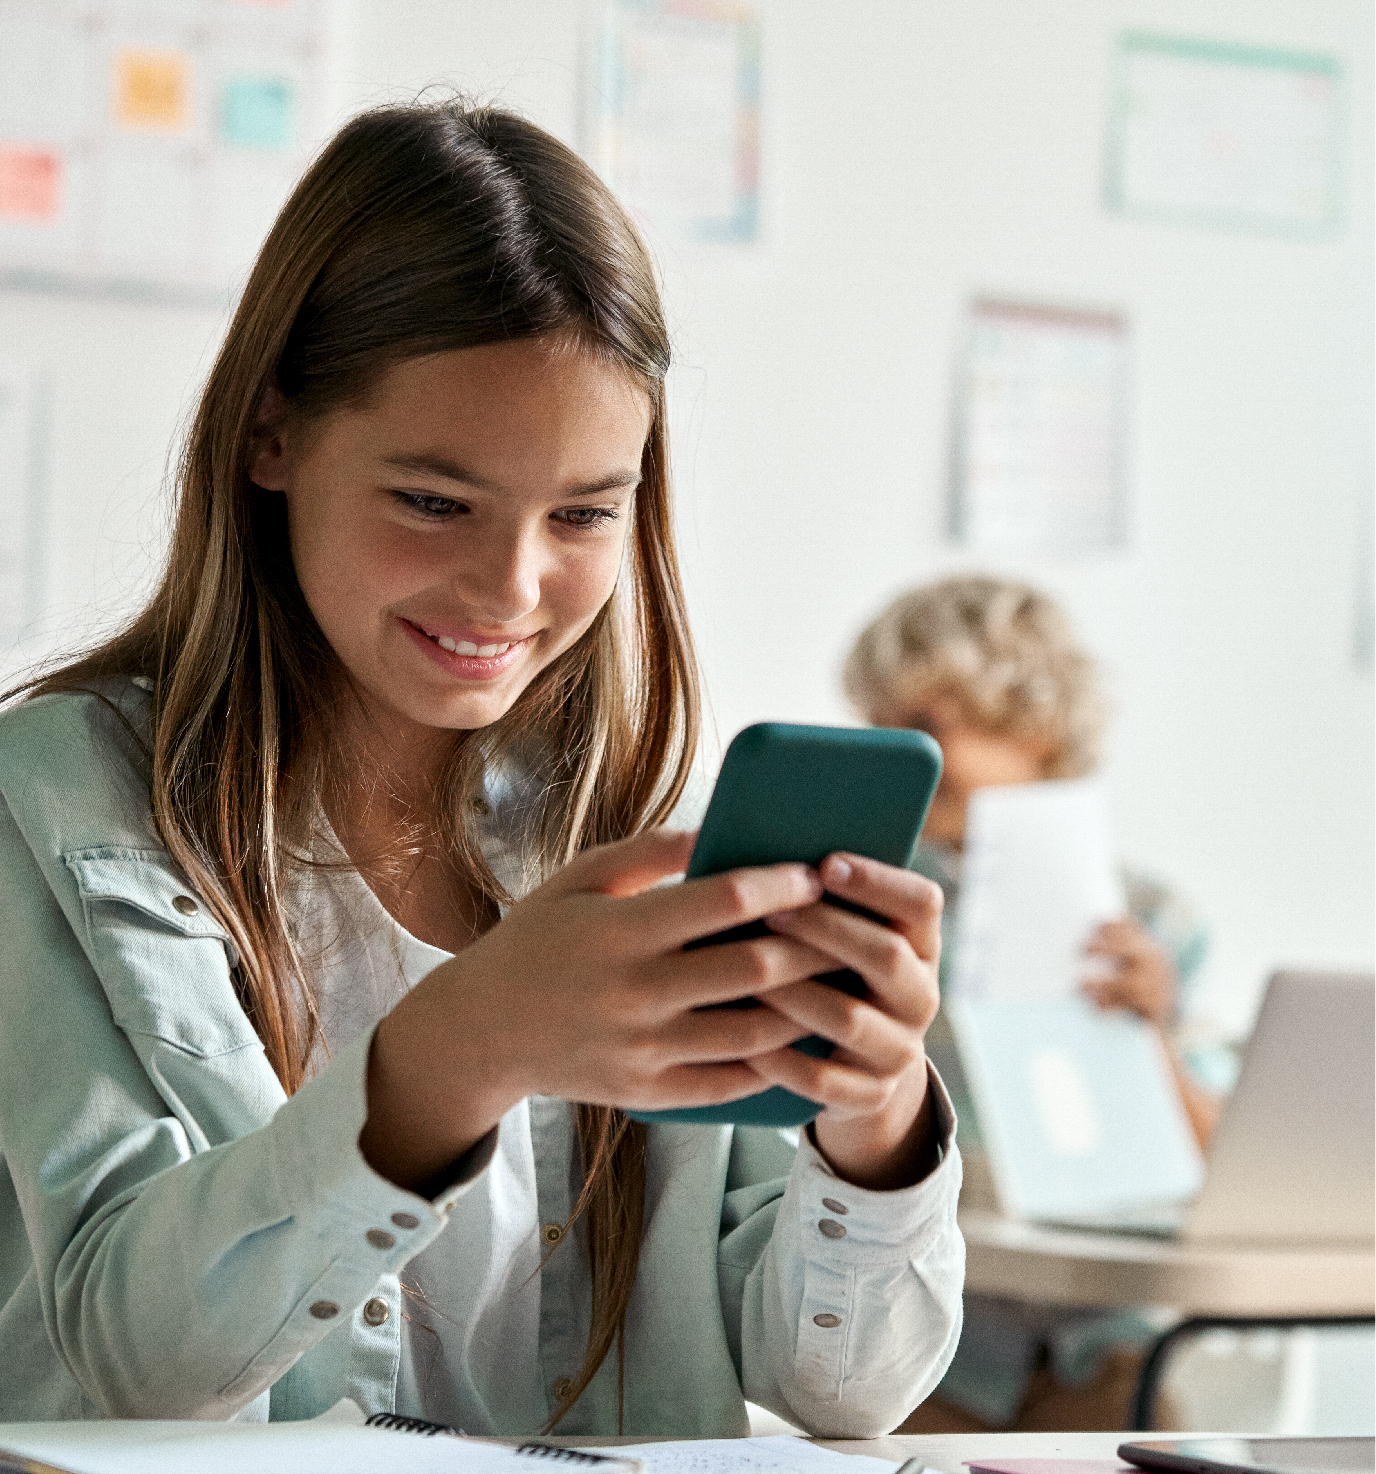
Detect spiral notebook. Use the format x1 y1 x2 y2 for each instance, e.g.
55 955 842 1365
0 1411 644 1474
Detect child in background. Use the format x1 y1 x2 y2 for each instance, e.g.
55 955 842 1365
844 575 1229 1432
0 102 963 1433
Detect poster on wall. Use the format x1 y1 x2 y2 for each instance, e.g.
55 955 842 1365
1104 33 1343 237
584 0 761 244
951 300 1130 556
0 0 343 302
0 365 40 640
1355 489 1373 673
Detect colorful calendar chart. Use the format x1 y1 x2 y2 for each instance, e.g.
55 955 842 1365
952 300 1130 556
586 0 761 244
0 0 342 301
1105 33 1344 237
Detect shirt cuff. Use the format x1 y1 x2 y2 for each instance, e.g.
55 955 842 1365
789 1060 962 1267
264 1026 496 1281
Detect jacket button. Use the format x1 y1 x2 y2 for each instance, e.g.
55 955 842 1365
821 1197 849 1215
542 1222 564 1245
813 1313 842 1328
552 1377 574 1402
366 1228 396 1250
818 1219 847 1240
309 1300 339 1319
172 895 199 916
391 1212 420 1230
362 1297 390 1326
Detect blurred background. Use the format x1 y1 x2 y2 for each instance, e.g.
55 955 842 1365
0 0 1371 1435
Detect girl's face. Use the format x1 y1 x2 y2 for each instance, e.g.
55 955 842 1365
252 340 652 744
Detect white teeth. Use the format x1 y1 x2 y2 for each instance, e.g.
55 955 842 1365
427 632 515 658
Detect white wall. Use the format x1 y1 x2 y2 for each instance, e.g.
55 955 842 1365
3 0 1371 1032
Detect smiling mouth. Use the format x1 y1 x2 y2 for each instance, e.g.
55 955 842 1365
402 618 533 670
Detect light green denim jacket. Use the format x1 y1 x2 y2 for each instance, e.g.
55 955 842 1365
0 683 963 1432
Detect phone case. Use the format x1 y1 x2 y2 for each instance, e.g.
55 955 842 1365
626 722 942 1128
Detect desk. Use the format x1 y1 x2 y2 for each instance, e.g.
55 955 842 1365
959 1209 1375 1427
959 1211 1376 1318
818 1431 1194 1468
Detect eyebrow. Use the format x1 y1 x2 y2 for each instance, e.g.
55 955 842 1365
381 452 641 496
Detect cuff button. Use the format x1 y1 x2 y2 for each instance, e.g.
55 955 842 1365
309 1300 340 1319
172 895 199 916
821 1197 849 1215
366 1228 397 1250
391 1212 420 1230
813 1313 842 1328
818 1218 847 1239
362 1297 390 1326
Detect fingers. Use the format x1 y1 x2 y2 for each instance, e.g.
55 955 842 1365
659 999 812 1063
658 932 839 1008
746 1043 909 1118
762 978 919 1076
617 1061 780 1112
557 828 698 899
618 860 824 950
1082 972 1172 1026
1086 917 1154 959
766 897 938 1027
815 853 943 959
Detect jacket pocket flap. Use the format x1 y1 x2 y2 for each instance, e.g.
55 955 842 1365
66 847 231 942
63 847 257 1058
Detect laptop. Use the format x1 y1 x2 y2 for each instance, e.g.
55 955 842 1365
952 969 1375 1242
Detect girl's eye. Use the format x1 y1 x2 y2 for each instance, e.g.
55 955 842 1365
395 491 463 518
555 507 619 530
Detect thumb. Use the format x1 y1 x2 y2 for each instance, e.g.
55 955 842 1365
554 828 698 899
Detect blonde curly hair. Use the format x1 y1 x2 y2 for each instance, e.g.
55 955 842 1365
842 575 1106 778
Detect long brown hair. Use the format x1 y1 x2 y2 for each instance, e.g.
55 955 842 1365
18 101 698 1424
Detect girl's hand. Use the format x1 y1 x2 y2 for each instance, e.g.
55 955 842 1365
361 829 839 1192
1082 917 1177 1028
751 854 945 1191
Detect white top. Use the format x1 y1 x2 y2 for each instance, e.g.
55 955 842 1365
287 782 967 1436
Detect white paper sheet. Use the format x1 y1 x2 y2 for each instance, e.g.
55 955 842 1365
949 777 1125 1003
591 1436 898 1474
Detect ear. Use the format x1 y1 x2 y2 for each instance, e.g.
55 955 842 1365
249 382 291 492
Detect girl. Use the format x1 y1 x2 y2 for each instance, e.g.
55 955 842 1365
843 575 1227 1433
0 103 962 1435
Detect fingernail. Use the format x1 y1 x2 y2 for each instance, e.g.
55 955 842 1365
823 856 852 886
766 910 797 931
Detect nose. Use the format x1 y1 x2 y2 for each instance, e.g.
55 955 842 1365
454 521 543 626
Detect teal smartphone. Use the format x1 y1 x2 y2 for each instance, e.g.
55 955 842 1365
626 722 943 1129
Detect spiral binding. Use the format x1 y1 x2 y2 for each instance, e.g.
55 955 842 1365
517 1447 624 1464
364 1411 459 1437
